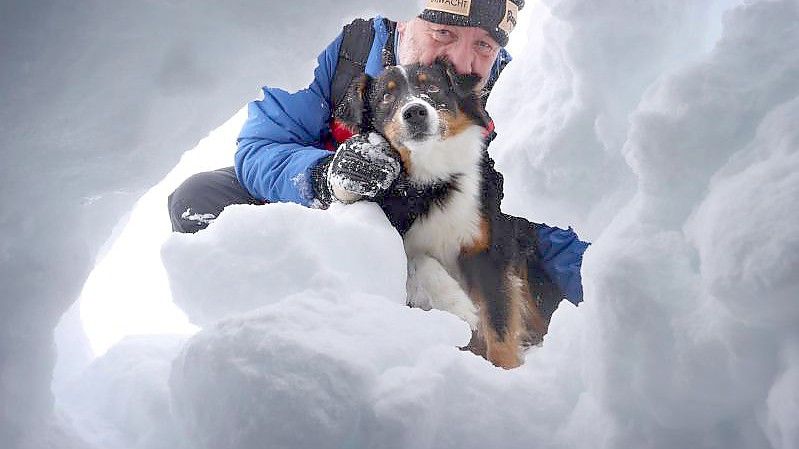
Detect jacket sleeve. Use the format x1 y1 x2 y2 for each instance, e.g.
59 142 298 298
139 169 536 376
235 34 343 206
535 225 589 306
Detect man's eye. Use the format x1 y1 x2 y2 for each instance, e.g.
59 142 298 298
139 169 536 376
382 93 395 103
432 29 454 42
477 41 494 54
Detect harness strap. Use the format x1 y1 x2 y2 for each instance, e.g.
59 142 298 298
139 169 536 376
331 18 377 113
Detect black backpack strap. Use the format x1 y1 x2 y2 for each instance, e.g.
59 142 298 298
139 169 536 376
331 18 376 111
331 18 398 111
381 18 398 67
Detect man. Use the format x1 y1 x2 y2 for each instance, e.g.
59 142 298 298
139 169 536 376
168 0 587 310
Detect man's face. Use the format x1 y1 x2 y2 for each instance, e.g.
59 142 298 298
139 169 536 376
397 18 501 90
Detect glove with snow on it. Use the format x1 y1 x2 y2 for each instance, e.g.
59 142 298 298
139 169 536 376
312 133 402 206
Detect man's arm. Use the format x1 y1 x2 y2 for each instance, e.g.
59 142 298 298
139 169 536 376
235 34 343 206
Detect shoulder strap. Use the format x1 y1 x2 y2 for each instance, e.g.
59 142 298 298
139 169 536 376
381 19 398 67
331 18 376 110
331 18 398 111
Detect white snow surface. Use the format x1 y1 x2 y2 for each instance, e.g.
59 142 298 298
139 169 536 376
4 0 797 448
161 202 407 327
54 336 188 449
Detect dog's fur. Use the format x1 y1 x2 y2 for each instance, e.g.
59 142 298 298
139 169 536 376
335 60 548 369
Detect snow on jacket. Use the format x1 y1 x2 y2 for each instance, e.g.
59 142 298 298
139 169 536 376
235 16 588 305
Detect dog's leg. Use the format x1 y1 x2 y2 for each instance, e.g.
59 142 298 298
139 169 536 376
406 254 479 329
459 252 525 369
515 259 551 349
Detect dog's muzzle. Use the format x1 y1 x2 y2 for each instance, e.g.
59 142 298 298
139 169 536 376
401 102 432 140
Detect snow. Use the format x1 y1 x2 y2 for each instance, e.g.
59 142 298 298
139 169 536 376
161 202 407 327
169 289 470 449
73 110 246 359
1 0 417 446
2 0 797 448
54 336 187 449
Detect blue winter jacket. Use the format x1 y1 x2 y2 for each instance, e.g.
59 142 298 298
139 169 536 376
235 17 588 305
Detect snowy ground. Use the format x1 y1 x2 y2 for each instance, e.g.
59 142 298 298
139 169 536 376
50 1 798 448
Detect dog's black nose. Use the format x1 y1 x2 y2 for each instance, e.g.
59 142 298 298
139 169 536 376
402 104 428 127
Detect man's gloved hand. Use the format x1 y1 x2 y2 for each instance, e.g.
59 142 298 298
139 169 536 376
312 133 401 206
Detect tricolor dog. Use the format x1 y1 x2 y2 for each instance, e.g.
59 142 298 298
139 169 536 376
335 60 551 369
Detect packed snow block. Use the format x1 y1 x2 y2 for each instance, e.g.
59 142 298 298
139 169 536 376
55 335 187 449
161 202 406 327
567 1 799 446
169 291 473 449
168 289 589 449
685 97 799 328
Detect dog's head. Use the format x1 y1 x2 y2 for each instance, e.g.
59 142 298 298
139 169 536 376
335 59 490 149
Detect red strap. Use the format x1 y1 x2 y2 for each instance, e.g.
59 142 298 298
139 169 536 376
483 120 495 138
330 119 356 148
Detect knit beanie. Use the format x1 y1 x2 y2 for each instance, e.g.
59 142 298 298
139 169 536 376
419 0 524 47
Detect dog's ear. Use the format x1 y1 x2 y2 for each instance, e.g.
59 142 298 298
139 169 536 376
438 58 482 98
438 59 490 129
334 73 372 133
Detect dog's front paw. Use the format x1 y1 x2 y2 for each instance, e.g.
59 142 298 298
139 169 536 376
406 255 479 329
433 288 479 330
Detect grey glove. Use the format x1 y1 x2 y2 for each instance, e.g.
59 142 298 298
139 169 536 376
312 133 401 206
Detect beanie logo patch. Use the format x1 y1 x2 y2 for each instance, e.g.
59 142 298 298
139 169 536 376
424 0 472 17
498 0 519 35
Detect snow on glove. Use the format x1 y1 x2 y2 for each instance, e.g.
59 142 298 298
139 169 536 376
312 133 401 206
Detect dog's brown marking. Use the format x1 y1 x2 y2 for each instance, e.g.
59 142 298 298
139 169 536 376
442 110 476 138
464 286 489 357
387 80 397 91
515 261 550 347
484 270 526 369
355 76 368 98
418 72 428 83
383 120 402 148
461 217 490 256
383 121 413 173
467 277 523 370
395 145 412 174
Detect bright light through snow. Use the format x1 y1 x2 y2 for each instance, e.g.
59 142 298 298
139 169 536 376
78 109 249 356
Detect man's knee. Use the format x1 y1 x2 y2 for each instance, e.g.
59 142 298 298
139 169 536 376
168 172 216 233
168 167 260 234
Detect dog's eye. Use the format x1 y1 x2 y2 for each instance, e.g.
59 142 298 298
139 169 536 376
382 93 395 103
427 85 440 94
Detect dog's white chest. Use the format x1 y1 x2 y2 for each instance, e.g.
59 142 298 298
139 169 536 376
401 126 485 273
402 174 482 273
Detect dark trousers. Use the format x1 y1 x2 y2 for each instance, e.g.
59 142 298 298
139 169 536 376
167 167 262 233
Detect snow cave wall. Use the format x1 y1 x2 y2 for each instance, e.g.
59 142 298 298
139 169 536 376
0 1 418 447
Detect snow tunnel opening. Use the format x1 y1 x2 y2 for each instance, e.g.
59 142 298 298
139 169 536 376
51 108 250 391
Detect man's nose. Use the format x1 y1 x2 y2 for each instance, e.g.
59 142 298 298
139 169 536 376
442 40 475 75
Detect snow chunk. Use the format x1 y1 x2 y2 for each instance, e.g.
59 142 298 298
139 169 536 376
169 291 470 449
161 201 407 327
55 335 187 449
168 288 586 449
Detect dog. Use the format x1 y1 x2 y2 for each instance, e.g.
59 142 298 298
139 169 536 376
334 60 555 369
